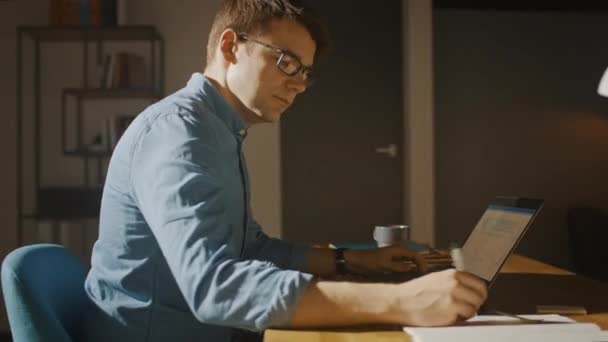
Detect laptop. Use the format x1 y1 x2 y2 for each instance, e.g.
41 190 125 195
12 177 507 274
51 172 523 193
351 196 544 285
458 196 544 287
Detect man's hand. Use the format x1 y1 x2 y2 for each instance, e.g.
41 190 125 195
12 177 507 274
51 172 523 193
392 269 488 326
344 245 428 275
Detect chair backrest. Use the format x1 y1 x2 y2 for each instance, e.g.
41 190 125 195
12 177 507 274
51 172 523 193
1 244 88 342
567 207 608 281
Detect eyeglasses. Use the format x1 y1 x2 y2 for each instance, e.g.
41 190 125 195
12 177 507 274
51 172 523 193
238 34 315 86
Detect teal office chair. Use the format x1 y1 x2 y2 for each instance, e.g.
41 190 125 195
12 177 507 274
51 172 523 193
1 244 88 342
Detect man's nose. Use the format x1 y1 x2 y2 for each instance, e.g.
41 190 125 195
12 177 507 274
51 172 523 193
287 73 308 94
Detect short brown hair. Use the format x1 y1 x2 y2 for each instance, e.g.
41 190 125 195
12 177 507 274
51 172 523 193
205 0 330 66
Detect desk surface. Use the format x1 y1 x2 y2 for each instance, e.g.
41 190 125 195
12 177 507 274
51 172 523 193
264 255 607 342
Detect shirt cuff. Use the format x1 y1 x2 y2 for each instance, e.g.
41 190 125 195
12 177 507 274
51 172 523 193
287 242 312 271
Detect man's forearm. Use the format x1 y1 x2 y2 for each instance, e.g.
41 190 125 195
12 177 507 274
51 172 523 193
287 269 489 328
288 279 400 327
301 247 336 276
300 247 384 277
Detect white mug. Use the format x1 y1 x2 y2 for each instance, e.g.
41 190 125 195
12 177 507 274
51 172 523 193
373 225 410 247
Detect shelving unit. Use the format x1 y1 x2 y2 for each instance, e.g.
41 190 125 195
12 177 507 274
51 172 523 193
16 25 164 247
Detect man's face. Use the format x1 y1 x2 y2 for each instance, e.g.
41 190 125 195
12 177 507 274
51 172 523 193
226 18 316 123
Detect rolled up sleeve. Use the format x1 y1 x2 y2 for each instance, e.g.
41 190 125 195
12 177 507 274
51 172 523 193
243 219 311 271
129 112 313 331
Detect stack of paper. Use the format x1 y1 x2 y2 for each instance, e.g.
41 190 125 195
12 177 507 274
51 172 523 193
403 315 608 342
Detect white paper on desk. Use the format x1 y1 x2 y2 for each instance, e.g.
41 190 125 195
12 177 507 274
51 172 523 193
403 315 608 342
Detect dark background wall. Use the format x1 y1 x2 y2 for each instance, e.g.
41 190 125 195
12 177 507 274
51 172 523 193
434 10 608 270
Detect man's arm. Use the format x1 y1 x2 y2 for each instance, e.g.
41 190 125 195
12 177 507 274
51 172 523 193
243 221 424 276
242 223 341 276
130 113 313 331
289 269 488 327
301 245 428 276
244 213 427 276
242 219 312 271
301 247 336 276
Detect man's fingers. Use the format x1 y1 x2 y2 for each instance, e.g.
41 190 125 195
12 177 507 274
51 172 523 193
388 260 418 272
455 271 488 302
454 301 478 321
451 284 485 311
386 246 428 273
389 255 427 273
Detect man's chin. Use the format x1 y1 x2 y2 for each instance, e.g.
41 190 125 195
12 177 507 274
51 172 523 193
261 111 284 123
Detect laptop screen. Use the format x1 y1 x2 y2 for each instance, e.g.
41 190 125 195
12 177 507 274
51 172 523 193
462 198 543 283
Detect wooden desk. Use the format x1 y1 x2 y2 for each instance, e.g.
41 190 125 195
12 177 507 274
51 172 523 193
499 255 574 275
264 255 607 342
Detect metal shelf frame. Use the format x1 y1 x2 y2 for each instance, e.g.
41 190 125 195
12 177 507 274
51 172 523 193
16 25 165 246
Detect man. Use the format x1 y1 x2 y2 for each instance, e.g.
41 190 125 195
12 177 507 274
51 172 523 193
84 0 488 341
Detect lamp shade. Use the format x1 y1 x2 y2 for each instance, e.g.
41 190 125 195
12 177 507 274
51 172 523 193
598 66 608 97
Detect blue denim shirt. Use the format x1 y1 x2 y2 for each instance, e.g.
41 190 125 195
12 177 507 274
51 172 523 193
83 73 314 342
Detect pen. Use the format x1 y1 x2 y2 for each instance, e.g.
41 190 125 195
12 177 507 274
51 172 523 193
492 310 545 323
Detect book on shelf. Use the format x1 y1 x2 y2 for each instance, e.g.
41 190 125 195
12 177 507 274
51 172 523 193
101 0 117 27
100 52 148 89
48 0 79 26
87 0 102 27
48 0 125 27
49 0 63 26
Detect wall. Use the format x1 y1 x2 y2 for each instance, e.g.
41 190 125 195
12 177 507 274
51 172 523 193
434 10 608 269
0 0 47 331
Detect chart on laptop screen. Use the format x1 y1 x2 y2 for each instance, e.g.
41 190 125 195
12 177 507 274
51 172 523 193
462 205 536 281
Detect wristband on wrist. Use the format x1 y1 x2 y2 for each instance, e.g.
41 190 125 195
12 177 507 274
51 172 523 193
334 248 349 275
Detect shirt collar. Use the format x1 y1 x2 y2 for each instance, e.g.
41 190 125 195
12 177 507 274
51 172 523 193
187 72 248 138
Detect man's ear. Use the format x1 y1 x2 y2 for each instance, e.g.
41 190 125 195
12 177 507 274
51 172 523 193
218 29 239 64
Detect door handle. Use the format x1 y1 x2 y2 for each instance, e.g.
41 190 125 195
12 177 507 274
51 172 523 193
375 144 398 158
